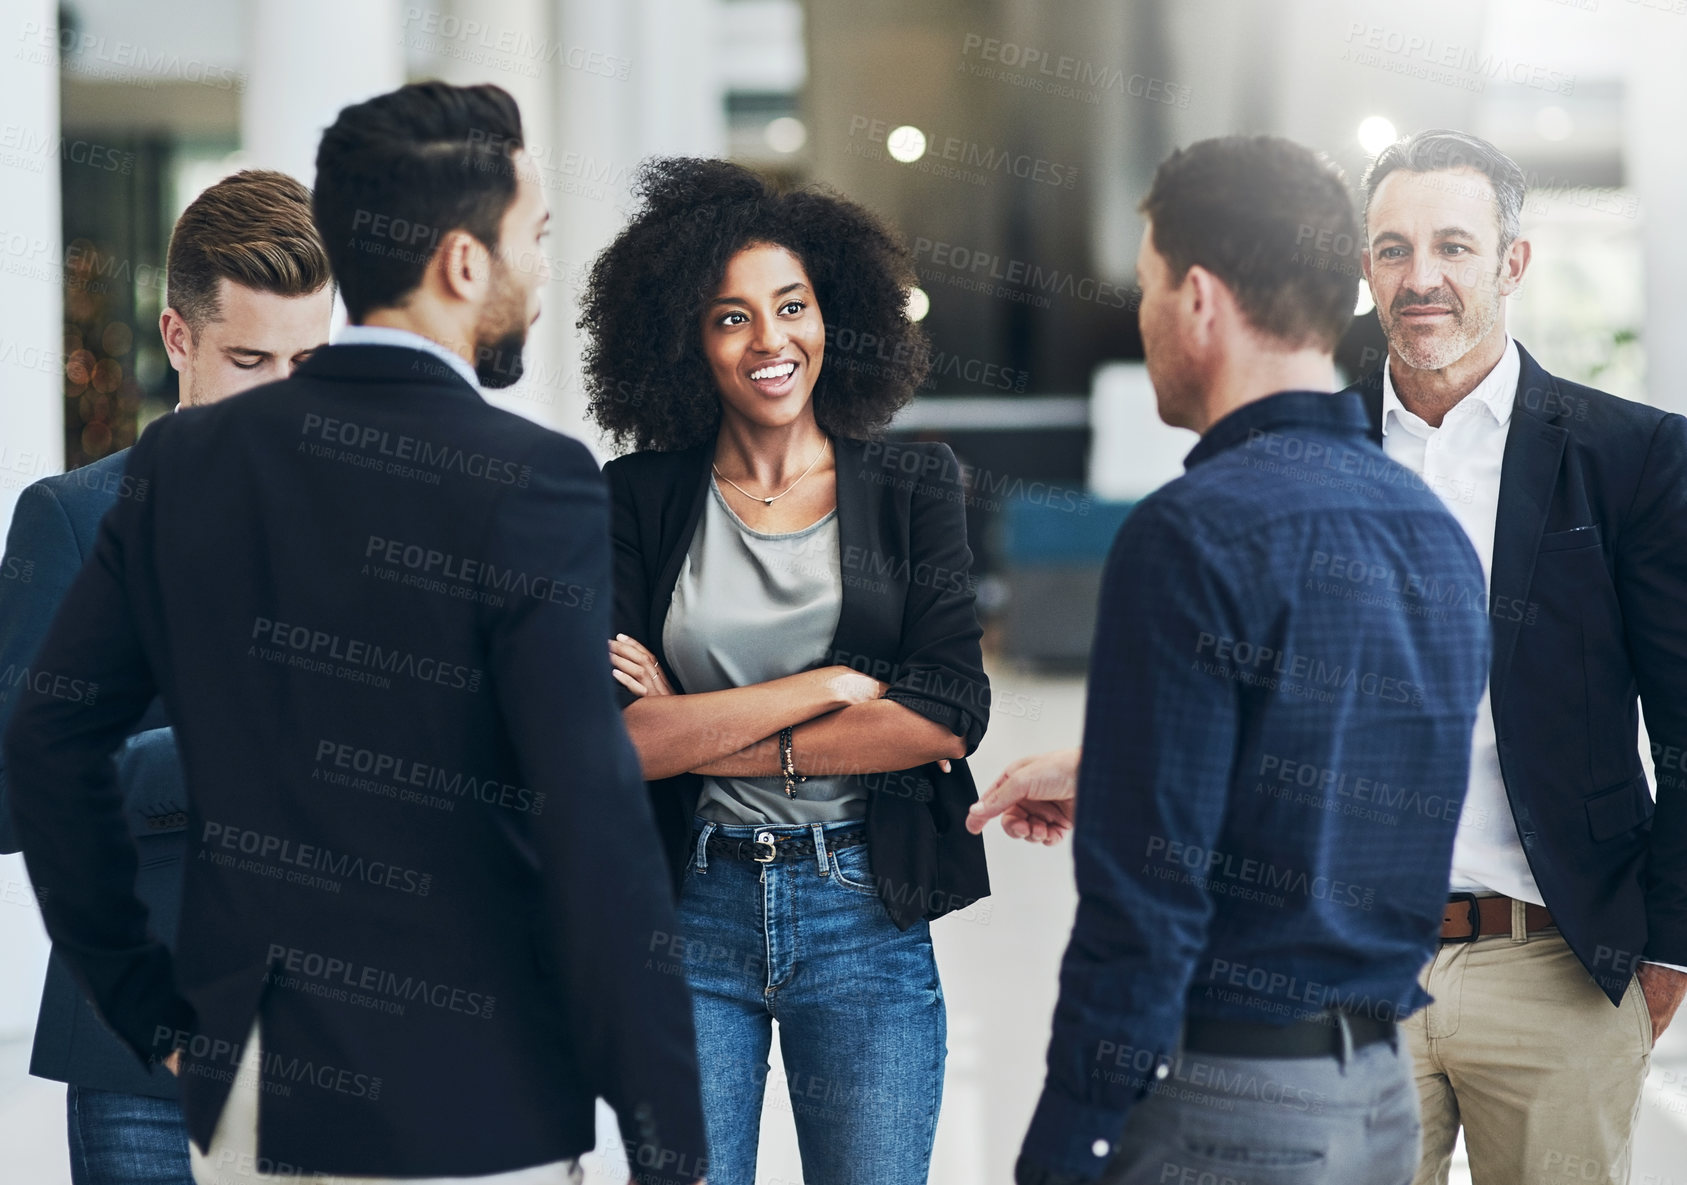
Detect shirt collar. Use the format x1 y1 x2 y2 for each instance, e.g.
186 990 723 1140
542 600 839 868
1184 390 1371 471
335 325 481 392
1381 336 1517 437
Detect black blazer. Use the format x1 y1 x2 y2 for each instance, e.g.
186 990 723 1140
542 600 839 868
4 345 705 1183
604 436 991 929
1349 343 1687 1002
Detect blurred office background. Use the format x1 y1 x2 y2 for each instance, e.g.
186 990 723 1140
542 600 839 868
4 0 1687 1181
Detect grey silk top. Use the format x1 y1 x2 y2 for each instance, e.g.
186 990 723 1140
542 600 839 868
662 476 863 824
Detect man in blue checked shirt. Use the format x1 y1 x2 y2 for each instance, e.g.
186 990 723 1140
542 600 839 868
972 136 1490 1185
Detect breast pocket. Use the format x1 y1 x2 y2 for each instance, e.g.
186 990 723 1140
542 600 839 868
1538 523 1602 553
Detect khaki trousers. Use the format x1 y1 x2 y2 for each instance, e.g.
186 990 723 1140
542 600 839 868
1405 919 1651 1185
189 1021 584 1185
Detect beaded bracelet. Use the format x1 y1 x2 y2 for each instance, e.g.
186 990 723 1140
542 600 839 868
779 726 807 798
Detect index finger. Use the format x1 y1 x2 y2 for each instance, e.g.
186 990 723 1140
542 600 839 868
967 772 1028 832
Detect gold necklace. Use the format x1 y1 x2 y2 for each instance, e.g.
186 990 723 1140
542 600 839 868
712 439 830 506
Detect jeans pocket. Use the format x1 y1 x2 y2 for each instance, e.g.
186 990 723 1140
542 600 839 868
828 846 880 897
678 854 709 907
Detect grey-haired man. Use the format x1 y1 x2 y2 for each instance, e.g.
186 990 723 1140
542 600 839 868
1354 128 1687 1185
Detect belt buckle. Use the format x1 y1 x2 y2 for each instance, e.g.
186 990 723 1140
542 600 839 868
1444 891 1481 944
751 830 778 863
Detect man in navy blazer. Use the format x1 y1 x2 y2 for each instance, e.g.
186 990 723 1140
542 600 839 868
1352 129 1687 1185
5 82 705 1185
0 168 333 1185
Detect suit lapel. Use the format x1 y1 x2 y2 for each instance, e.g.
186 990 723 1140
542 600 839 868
828 437 869 660
648 446 712 651
1359 370 1385 445
1489 347 1568 711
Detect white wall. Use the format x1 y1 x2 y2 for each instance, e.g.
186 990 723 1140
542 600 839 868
0 0 66 534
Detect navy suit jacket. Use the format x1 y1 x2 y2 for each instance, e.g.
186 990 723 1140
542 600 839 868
1349 344 1687 1001
0 448 184 1100
3 345 706 1181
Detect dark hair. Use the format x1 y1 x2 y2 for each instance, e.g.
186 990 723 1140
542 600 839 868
166 169 331 330
1139 135 1358 352
1362 128 1526 252
313 81 524 322
580 157 930 453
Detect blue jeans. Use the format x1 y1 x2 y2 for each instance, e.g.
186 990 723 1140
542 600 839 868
1099 1027 1422 1184
675 819 946 1185
67 1085 194 1185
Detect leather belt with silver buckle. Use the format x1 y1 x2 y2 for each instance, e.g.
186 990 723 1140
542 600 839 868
1441 891 1554 943
703 828 868 865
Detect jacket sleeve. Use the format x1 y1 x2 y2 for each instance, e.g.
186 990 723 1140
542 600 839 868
2 424 196 1066
0 479 84 854
879 442 990 754
1618 412 1687 964
481 435 705 1185
603 456 651 713
1019 500 1242 1181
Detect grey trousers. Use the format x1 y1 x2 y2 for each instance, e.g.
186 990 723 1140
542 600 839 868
1099 1029 1421 1185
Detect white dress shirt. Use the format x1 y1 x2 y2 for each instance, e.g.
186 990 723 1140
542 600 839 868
335 324 481 392
1381 338 1547 905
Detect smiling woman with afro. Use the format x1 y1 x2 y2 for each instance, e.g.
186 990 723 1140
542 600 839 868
579 156 931 451
582 156 991 1185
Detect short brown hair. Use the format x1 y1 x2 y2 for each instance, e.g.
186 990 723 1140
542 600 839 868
166 169 332 329
1140 135 1358 352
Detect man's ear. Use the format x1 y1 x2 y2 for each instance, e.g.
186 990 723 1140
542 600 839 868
436 230 491 303
1183 264 1223 346
1498 236 1531 297
1358 247 1381 314
160 308 192 372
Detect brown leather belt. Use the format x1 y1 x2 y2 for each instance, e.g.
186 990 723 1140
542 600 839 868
1440 891 1554 943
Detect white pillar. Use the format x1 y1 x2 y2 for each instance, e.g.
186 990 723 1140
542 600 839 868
410 0 576 433
1625 7 1687 415
630 0 728 160
0 0 61 1040
0 0 64 530
548 0 726 456
242 0 407 185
